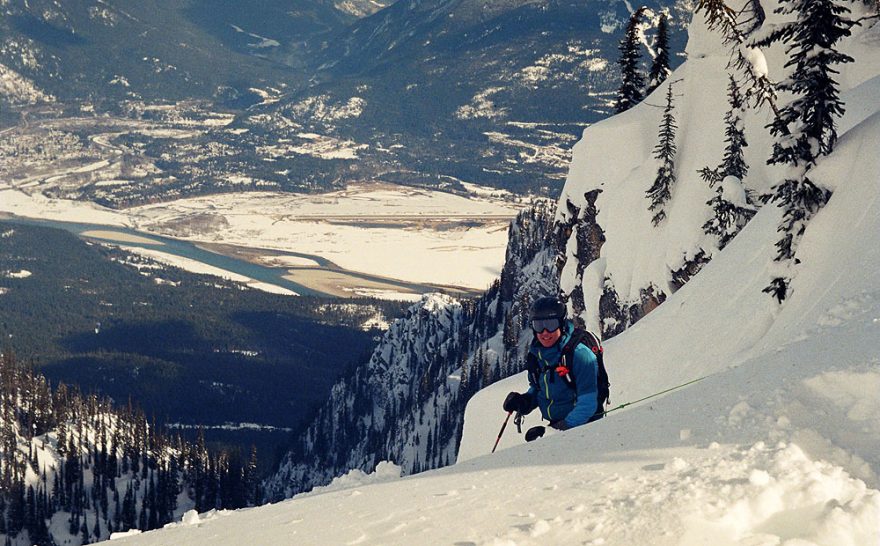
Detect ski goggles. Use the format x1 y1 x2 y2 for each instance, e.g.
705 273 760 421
531 318 561 333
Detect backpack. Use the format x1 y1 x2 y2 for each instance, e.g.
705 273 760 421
526 328 611 421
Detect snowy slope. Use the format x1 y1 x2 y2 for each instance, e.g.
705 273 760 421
107 4 880 545
557 1 880 336
0 62 53 104
462 113 880 466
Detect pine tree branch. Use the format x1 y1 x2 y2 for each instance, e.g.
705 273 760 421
853 13 880 24
695 0 789 135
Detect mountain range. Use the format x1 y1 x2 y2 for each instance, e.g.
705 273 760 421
1 0 688 196
2 0 880 544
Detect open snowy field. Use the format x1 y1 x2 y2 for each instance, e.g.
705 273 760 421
126 183 523 289
0 183 524 293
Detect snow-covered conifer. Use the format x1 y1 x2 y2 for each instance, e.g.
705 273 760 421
615 7 648 113
704 176 756 248
646 82 678 225
696 0 778 111
765 0 855 163
646 12 671 95
721 75 749 180
760 0 855 301
702 76 756 247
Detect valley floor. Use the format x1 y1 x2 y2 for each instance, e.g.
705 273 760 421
1 179 522 300
1 111 526 298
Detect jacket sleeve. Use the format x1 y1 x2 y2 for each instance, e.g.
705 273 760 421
563 344 599 428
521 369 539 414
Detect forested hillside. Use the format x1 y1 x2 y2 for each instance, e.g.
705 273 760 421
0 222 406 463
0 351 258 545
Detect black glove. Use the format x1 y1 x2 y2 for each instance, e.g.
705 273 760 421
550 420 571 431
525 426 545 442
503 392 528 413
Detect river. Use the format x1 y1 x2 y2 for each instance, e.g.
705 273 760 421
1 215 329 296
1 214 471 299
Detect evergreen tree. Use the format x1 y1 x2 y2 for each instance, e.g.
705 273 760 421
760 0 855 301
702 75 756 248
121 484 136 531
720 75 749 180
0 351 258 545
93 513 102 541
646 82 678 225
615 7 648 113
244 445 259 507
703 176 757 249
502 312 519 351
646 12 671 95
81 513 90 544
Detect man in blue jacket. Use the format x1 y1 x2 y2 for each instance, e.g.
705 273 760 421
503 296 601 432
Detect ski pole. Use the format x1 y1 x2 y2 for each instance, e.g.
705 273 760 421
491 411 514 453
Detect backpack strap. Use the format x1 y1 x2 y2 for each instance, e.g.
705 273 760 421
525 352 540 387
555 329 588 388
561 329 611 407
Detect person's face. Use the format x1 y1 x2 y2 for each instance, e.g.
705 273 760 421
532 318 563 347
536 328 562 347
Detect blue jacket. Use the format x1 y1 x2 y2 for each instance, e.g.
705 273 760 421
523 320 599 429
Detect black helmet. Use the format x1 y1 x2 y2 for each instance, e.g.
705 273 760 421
530 296 566 321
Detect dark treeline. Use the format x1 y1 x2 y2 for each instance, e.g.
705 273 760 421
0 351 259 545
